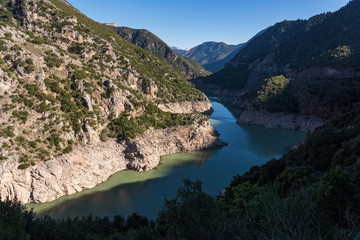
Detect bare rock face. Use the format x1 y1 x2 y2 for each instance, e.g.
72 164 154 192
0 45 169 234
126 120 224 171
238 108 325 132
158 99 213 114
0 119 224 204
0 141 127 203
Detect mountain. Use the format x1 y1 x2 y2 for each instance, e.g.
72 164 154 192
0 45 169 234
0 0 223 204
198 0 360 129
183 41 244 72
104 25 210 79
202 46 243 73
171 46 187 55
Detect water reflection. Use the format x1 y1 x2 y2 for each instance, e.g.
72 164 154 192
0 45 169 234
29 146 220 218
28 100 305 220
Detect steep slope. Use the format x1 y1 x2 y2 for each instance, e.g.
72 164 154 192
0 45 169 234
183 41 243 72
202 46 243 73
0 0 223 203
105 25 210 79
172 46 187 55
200 0 360 130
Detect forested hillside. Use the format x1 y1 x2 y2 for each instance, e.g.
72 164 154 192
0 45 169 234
200 0 360 120
106 25 210 79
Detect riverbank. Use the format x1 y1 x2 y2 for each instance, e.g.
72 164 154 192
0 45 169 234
27 101 305 219
0 117 224 204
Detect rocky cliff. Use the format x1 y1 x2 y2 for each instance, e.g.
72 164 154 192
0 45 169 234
157 99 213 115
0 118 223 204
238 108 324 132
0 0 222 204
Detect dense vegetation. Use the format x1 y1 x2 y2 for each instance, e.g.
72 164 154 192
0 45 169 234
253 75 299 112
106 25 210 79
199 0 360 117
107 103 195 140
2 110 360 239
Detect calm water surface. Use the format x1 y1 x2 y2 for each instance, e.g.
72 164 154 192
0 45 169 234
28 100 305 219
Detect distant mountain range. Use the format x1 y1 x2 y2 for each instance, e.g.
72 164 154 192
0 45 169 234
198 0 360 122
178 42 244 73
171 46 188 55
105 25 210 79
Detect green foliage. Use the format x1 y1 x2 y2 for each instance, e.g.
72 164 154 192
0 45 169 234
72 70 87 80
4 32 12 38
46 133 63 148
0 199 34 240
157 179 224 239
108 104 194 140
0 198 159 240
28 141 37 149
17 163 30 169
0 39 8 51
317 167 355 219
31 37 49 45
12 110 29 123
44 50 63 68
108 114 143 140
62 145 73 154
107 26 210 79
68 42 84 55
330 45 353 59
254 75 299 113
0 126 15 138
224 110 360 237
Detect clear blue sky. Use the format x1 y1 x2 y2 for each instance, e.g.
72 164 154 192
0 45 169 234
67 0 349 49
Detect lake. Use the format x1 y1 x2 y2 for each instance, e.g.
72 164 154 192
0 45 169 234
28 100 305 220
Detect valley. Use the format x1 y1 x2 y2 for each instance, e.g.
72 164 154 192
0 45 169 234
0 0 359 239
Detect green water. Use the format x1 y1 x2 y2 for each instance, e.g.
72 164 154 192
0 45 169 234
28 100 305 220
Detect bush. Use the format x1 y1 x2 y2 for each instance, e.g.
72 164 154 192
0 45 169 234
254 75 299 113
12 110 29 123
4 32 12 38
108 114 143 139
68 43 85 54
72 70 87 80
0 126 15 138
17 163 30 169
62 145 73 154
44 51 63 68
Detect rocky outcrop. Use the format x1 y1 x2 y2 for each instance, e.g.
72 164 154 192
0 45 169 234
0 120 224 204
238 109 325 132
125 119 223 171
157 99 213 115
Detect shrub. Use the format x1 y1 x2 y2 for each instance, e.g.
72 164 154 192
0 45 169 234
72 70 87 80
68 43 84 54
44 51 63 68
12 110 29 123
62 145 73 154
0 126 15 138
4 32 12 38
17 163 30 169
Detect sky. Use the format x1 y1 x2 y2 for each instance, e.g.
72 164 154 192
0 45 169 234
67 0 349 49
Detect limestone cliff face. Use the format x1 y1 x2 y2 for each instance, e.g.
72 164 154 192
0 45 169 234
0 0 222 204
0 119 224 204
157 98 213 114
238 109 325 132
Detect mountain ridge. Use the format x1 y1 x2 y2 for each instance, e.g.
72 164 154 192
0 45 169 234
182 41 244 72
105 25 210 79
197 0 360 130
0 0 222 203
